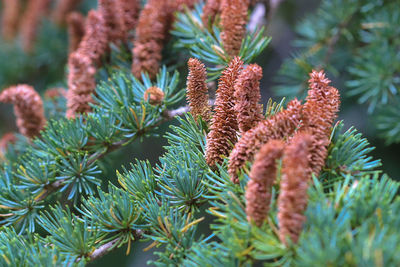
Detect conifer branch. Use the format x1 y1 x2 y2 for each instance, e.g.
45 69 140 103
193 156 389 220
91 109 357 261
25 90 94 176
0 1 398 265
89 237 121 261
35 105 189 202
88 229 144 261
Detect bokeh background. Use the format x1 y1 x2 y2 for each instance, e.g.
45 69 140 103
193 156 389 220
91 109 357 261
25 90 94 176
0 0 398 265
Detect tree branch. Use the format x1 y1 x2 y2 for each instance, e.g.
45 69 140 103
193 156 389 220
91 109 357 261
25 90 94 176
88 230 144 262
89 237 122 261
36 105 189 202
249 3 266 32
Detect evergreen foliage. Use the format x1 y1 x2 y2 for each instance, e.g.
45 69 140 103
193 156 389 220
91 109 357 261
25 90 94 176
274 0 400 144
0 1 399 266
172 2 270 80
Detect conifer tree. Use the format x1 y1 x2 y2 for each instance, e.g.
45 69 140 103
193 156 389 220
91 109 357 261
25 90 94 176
0 0 399 266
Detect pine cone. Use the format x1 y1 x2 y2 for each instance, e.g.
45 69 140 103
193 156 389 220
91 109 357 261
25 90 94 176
299 70 340 176
228 99 302 183
66 53 96 118
20 0 51 53
98 0 125 43
220 0 249 57
246 139 284 226
66 12 85 53
186 58 211 123
234 63 263 133
0 85 46 138
205 57 243 167
115 0 141 40
132 0 170 80
52 0 82 25
75 10 108 66
201 0 221 28
1 0 21 41
278 132 313 245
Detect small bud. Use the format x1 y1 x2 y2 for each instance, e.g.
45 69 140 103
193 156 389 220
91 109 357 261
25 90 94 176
144 86 165 105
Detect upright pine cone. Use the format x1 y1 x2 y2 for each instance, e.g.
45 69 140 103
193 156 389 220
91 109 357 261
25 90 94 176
234 63 263 133
132 0 169 80
66 53 96 118
0 85 46 138
66 12 85 53
205 57 243 167
278 132 313 245
186 58 211 123
20 0 51 52
1 0 21 41
246 139 284 226
201 0 221 28
220 0 249 57
98 0 125 43
115 0 141 40
228 99 302 183
76 10 108 66
66 10 108 118
299 70 340 176
52 0 82 25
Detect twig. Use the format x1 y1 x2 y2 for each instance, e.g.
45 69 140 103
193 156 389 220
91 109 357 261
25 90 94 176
89 237 122 261
249 3 266 32
322 21 348 66
88 230 144 262
267 0 284 23
248 0 285 32
162 106 190 119
87 105 190 165
36 179 65 202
